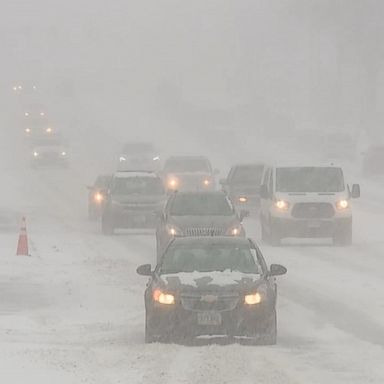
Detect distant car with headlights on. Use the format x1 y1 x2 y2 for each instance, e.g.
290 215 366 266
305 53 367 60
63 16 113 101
118 142 161 171
156 191 248 257
30 135 69 168
220 163 264 214
101 171 166 234
137 236 287 344
87 174 113 220
362 145 384 177
259 164 360 246
162 156 218 192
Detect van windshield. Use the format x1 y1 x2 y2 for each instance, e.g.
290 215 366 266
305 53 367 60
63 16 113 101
276 167 345 193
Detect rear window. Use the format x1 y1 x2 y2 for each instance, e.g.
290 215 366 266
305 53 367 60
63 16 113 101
276 167 345 193
170 194 233 216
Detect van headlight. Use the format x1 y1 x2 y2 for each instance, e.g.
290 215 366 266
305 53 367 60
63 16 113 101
274 200 290 211
336 199 349 210
167 225 183 236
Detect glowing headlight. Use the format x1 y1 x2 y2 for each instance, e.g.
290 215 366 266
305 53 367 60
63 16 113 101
203 179 211 186
153 156 160 161
46 127 53 133
33 151 39 157
40 112 45 116
336 199 349 210
119 156 127 162
168 178 179 189
94 192 104 203
239 196 247 203
244 292 262 305
227 226 242 236
274 200 290 211
25 112 29 117
61 151 67 156
153 289 175 305
25 128 31 133
167 226 181 236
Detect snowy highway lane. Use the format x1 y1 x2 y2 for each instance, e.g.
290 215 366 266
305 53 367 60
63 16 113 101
1 150 384 383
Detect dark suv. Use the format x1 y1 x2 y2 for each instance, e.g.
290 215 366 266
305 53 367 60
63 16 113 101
220 163 264 213
137 236 287 344
102 171 166 234
155 191 247 257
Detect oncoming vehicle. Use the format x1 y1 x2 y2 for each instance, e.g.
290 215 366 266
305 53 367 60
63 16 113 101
260 165 360 245
87 174 112 220
162 156 218 192
137 236 287 344
156 191 248 257
118 142 160 171
220 163 264 213
30 135 69 168
102 171 166 234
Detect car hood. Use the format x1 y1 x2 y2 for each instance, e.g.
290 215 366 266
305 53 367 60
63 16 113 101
169 215 239 229
159 271 263 292
112 194 165 204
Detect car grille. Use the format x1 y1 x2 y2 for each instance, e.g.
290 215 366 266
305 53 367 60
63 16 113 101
181 294 239 312
291 202 335 219
185 227 225 236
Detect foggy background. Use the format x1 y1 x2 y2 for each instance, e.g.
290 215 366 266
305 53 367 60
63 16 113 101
1 0 383 171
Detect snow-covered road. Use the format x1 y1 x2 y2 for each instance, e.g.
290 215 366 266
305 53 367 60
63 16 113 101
1 129 384 384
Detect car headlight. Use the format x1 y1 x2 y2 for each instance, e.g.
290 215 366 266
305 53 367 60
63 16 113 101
153 289 175 305
25 112 29 117
203 178 211 186
94 192 104 203
336 199 349 210
167 225 182 236
226 226 242 236
119 156 127 162
167 177 179 189
238 196 247 203
274 200 290 211
33 151 39 157
46 127 53 133
244 292 262 305
61 151 67 156
25 128 31 133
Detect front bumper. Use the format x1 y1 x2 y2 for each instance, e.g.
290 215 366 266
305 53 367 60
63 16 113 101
147 301 274 341
271 216 352 238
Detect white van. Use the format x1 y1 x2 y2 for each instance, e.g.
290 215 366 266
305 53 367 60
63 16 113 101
259 165 360 246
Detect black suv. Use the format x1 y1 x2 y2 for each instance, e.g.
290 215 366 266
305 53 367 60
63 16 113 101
155 191 247 257
102 171 166 234
87 174 112 220
137 236 287 344
220 163 264 213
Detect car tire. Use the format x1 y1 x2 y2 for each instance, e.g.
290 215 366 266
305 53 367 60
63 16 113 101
259 310 277 345
101 214 115 235
333 222 352 246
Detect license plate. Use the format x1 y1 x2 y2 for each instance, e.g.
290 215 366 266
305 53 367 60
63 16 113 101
308 220 321 228
197 311 222 326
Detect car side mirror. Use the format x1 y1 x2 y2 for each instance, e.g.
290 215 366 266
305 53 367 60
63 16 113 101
269 264 287 277
136 264 152 276
239 209 249 222
351 184 360 199
260 184 268 199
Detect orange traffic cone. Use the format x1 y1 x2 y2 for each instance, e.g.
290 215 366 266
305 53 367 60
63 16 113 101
16 217 29 256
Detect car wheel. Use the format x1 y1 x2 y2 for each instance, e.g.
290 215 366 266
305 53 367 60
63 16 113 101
269 221 281 246
333 223 352 246
102 215 115 235
259 310 277 345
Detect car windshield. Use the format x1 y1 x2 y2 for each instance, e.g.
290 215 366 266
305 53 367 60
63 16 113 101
170 194 233 216
164 158 211 173
112 177 164 195
276 167 345 193
160 243 261 274
232 165 264 184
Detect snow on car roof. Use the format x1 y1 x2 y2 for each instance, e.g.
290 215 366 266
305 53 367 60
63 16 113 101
114 171 158 178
